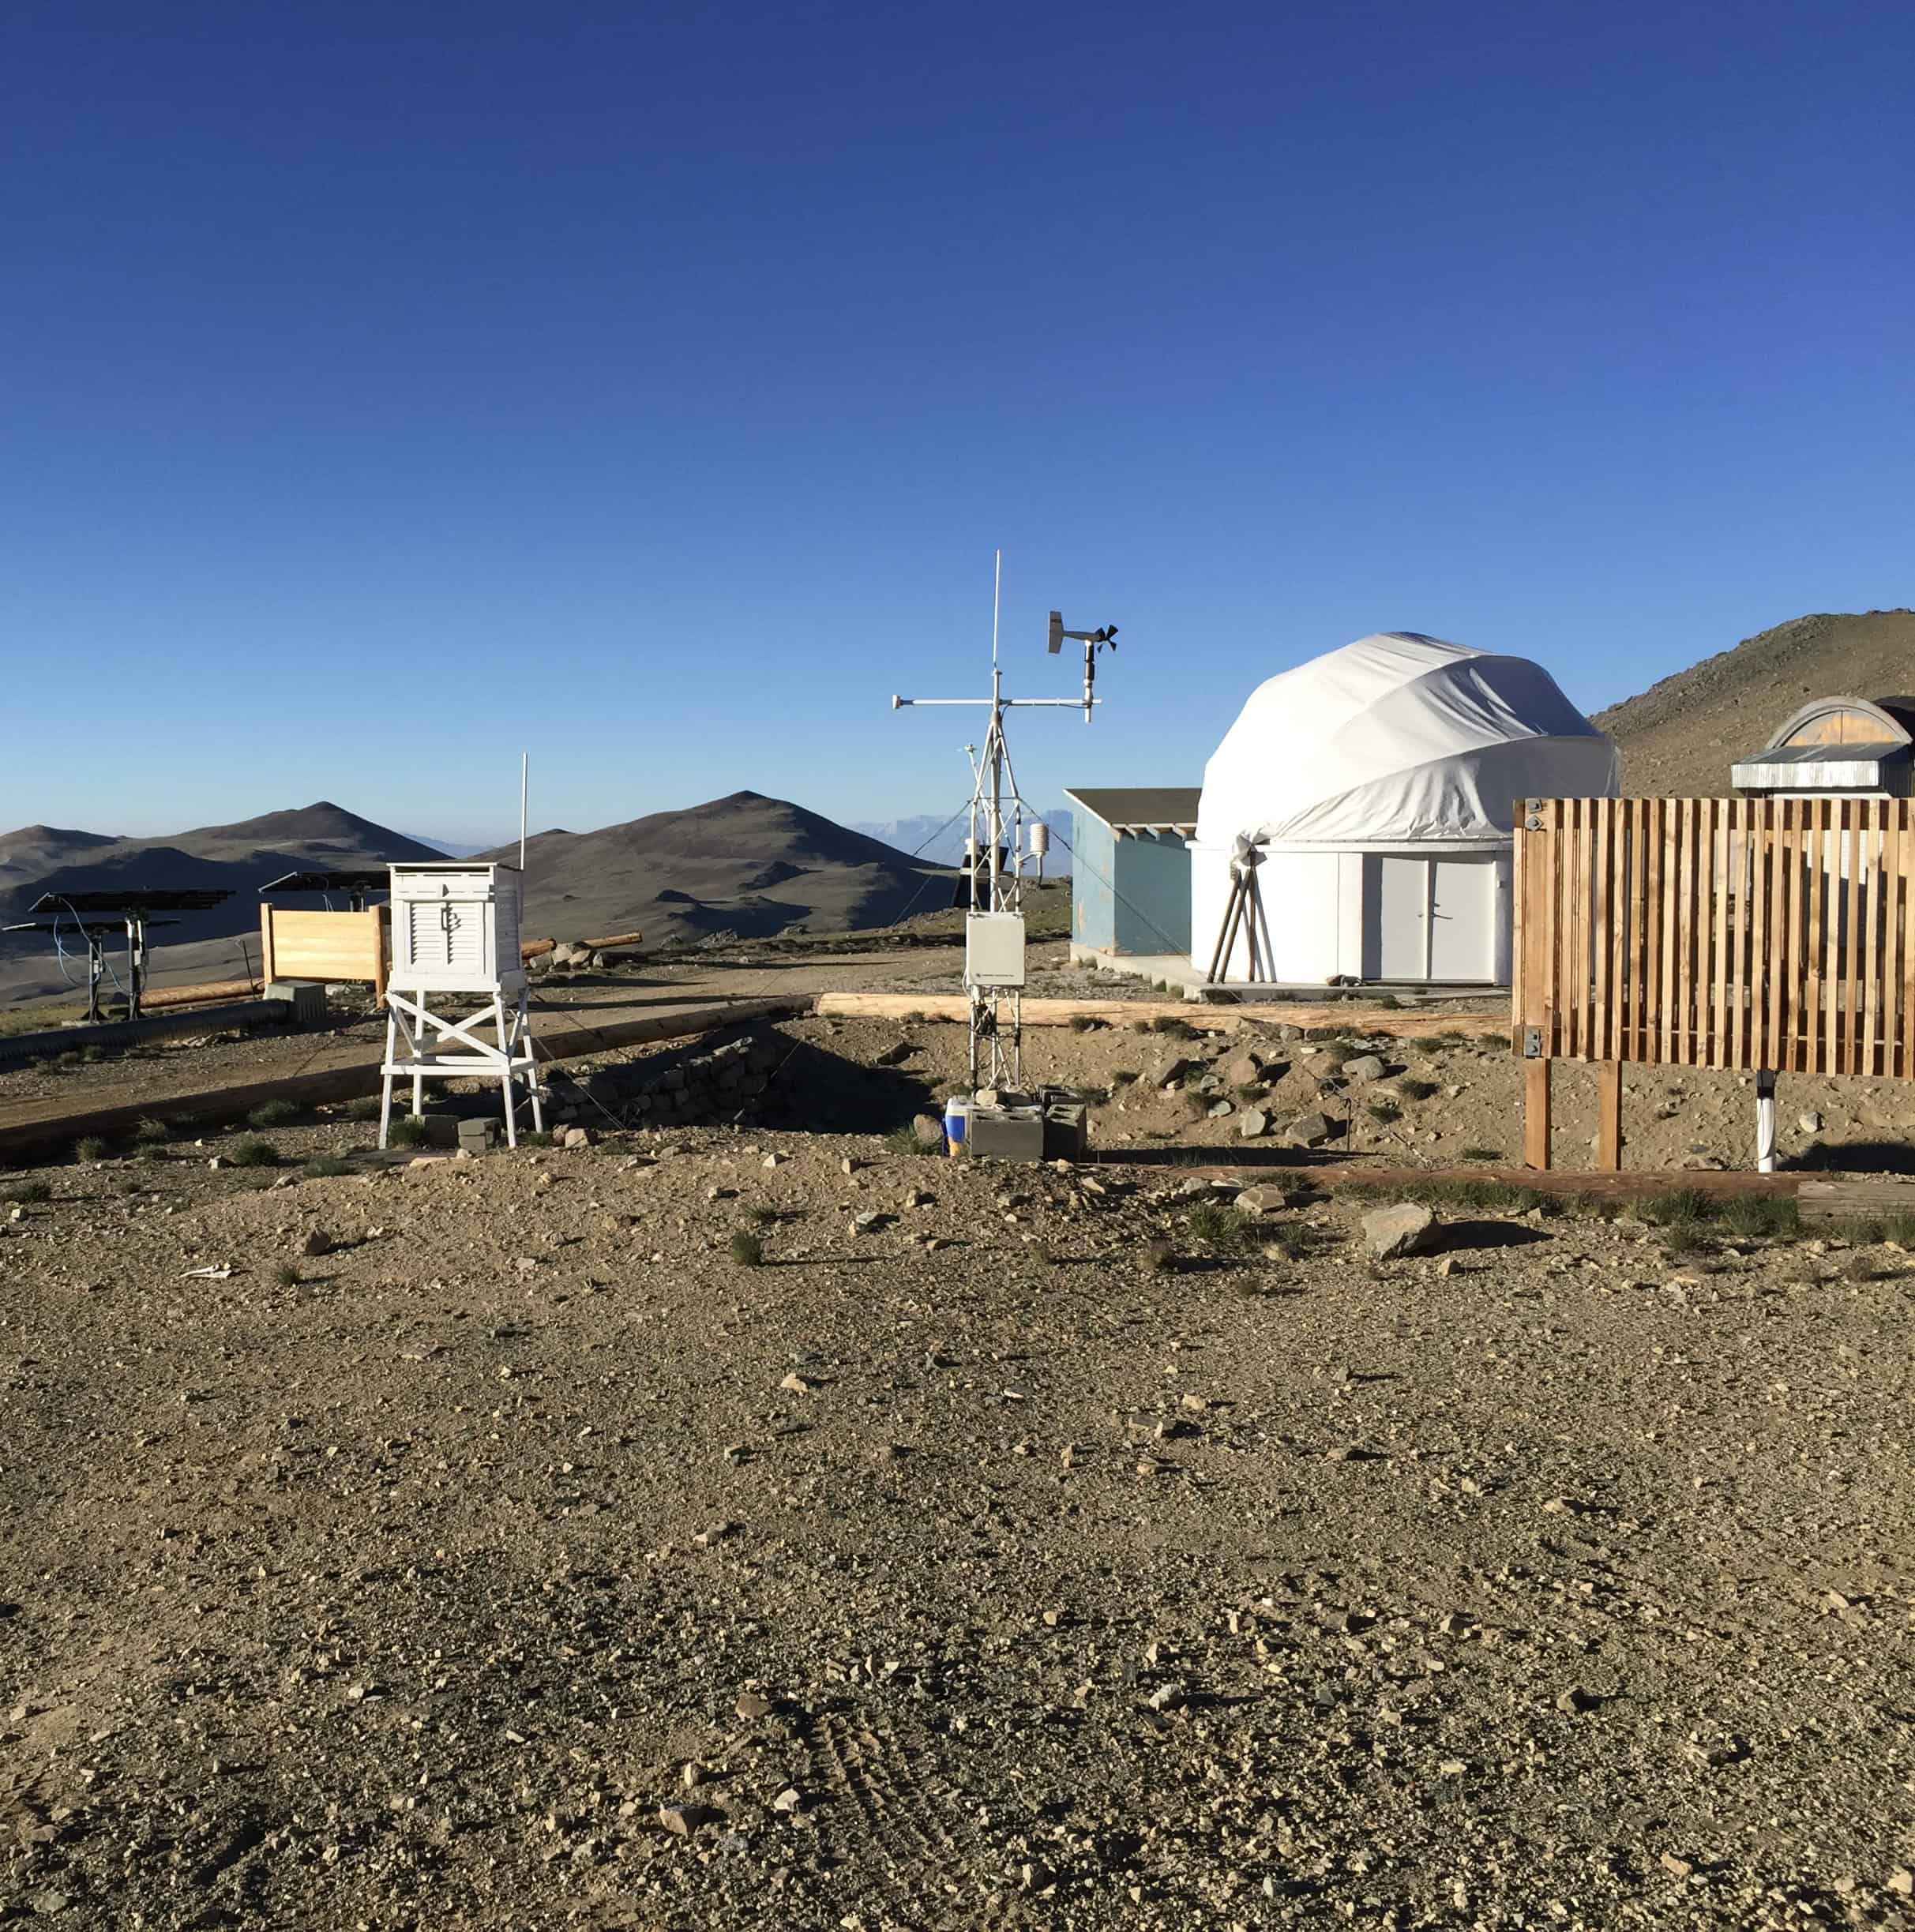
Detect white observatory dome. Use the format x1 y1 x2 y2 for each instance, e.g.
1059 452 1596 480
1196 632 1618 849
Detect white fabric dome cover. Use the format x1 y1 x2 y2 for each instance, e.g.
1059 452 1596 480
1196 632 1619 847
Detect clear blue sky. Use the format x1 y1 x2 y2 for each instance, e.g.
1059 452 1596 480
3 2 1909 843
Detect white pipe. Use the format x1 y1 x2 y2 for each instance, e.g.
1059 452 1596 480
519 752 528 872
1755 1069 1777 1173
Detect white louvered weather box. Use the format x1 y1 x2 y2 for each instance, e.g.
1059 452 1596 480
389 864 525 995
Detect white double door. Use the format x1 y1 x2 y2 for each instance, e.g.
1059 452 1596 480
1368 853 1497 982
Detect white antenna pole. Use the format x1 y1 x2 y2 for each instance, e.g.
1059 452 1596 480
519 752 528 872
991 548 1001 666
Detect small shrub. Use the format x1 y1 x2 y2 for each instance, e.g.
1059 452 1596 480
7 1179 53 1204
1033 1246 1059 1268
248 1098 299 1130
1366 1101 1401 1125
518 1129 558 1148
884 1125 940 1157
1660 1221 1710 1257
1151 1015 1200 1039
273 1261 303 1288
1185 1201 1247 1250
1641 1187 1712 1228
729 1230 765 1266
301 1156 352 1180
1395 1077 1440 1102
227 1137 280 1169
747 1204 779 1225
118 1176 145 1196
1316 1040 1357 1067
1069 1015 1100 1033
133 1117 169 1145
73 1135 108 1163
1181 1089 1215 1117
1233 1082 1265 1102
81 1044 106 1064
56 1050 82 1068
1720 1195 1800 1240
1883 1214 1915 1248
1110 1069 1139 1088
345 1096 381 1122
1144 1236 1177 1272
386 1117 430 1148
1459 1146 1504 1164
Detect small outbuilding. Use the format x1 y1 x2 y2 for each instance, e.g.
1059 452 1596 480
1192 632 1619 986
1064 787 1200 958
1730 695 1915 798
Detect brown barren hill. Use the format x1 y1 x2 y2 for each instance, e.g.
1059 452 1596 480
1596 608 1915 795
483 790 946 945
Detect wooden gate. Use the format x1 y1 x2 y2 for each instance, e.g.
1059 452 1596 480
1511 797 1915 1167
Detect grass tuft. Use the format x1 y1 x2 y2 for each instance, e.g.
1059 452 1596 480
1720 1195 1800 1240
7 1179 53 1204
1109 1068 1139 1088
345 1095 381 1122
133 1116 169 1145
884 1124 941 1157
227 1137 280 1169
1144 1236 1178 1273
248 1098 299 1130
729 1229 765 1266
385 1117 430 1148
747 1203 779 1225
1069 1015 1101 1033
1185 1200 1249 1251
273 1260 303 1288
301 1155 352 1180
73 1135 109 1163
1366 1101 1402 1125
1395 1076 1440 1102
1150 1015 1200 1039
1459 1146 1504 1164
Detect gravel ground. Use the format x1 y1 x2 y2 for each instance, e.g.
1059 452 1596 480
3 1012 1915 1930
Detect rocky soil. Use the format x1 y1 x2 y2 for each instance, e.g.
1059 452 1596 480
3 1019 1915 1930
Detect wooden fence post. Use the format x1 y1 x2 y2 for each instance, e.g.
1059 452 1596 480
1597 1060 1623 1172
259 905 276 985
1524 1059 1553 1169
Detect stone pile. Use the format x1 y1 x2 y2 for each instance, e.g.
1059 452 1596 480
558 1030 785 1129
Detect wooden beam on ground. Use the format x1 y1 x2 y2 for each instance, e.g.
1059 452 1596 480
579 930 645 952
811 992 1502 1039
521 938 556 962
1796 1179 1915 1223
1524 1059 1552 1169
141 978 265 1012
1597 1060 1623 1172
0 996 810 1162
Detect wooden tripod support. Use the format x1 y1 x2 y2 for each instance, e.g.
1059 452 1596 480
1205 862 1267 984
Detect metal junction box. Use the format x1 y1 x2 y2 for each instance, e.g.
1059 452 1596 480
965 910 1026 989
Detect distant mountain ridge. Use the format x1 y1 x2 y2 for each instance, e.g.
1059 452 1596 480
1597 609 1915 796
850 808 1073 873
0 801 443 1005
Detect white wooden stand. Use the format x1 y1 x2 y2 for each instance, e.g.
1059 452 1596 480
379 988 543 1149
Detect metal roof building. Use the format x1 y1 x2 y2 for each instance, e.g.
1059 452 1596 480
1063 786 1199 958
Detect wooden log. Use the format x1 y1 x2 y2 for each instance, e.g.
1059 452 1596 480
1524 1058 1552 1169
1597 1060 1623 1172
140 978 265 1012
809 992 1502 1039
520 938 556 962
1176 1158 1804 1206
1797 1179 1915 1224
579 929 645 952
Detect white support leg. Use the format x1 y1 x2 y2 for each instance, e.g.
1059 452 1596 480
494 996 517 1149
522 992 545 1134
378 1004 398 1148
1755 1068 1777 1173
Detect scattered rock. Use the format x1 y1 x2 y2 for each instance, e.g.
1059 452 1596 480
1342 1053 1387 1082
1232 1184 1292 1215
911 1114 946 1150
1799 1110 1823 1134
1237 1109 1270 1140
1362 1202 1439 1259
561 1126 591 1149
735 1692 774 1721
1286 1112 1341 1148
1151 1051 1200 1089
300 1229 333 1257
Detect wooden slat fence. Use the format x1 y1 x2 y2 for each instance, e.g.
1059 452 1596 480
1513 797 1915 1076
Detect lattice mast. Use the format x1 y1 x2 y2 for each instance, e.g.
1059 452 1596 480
892 553 1117 1092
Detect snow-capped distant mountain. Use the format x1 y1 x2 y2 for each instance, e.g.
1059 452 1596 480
850 809 1072 872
